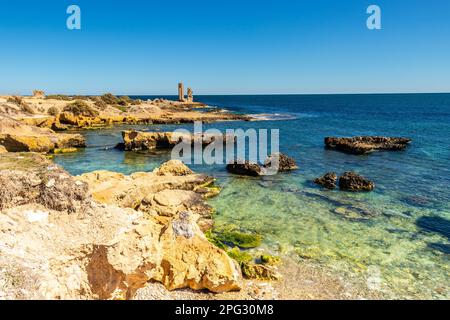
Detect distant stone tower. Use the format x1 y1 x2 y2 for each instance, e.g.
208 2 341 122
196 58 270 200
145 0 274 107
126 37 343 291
33 90 45 98
187 88 193 102
178 83 185 102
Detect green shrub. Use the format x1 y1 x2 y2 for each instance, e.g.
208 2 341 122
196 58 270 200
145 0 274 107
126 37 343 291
92 97 108 110
72 95 91 101
45 95 71 101
117 96 131 106
63 100 99 117
100 93 119 105
47 106 60 116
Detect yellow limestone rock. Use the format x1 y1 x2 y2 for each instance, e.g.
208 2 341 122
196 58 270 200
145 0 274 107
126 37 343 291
0 157 242 299
154 211 242 292
154 159 193 176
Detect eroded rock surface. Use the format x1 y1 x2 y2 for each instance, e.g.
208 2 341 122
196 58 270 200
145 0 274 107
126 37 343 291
338 172 375 192
0 154 242 299
0 116 85 153
122 130 236 151
263 152 298 172
325 136 411 155
226 161 263 177
314 172 338 190
154 159 193 176
226 153 297 176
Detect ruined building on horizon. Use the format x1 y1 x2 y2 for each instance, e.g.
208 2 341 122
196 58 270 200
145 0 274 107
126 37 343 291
178 83 194 102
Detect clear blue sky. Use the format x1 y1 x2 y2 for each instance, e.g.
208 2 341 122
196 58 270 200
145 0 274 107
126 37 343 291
0 0 449 95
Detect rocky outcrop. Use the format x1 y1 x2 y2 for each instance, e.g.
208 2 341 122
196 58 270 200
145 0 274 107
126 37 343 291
76 164 217 225
314 172 337 189
154 212 242 292
121 130 235 151
263 152 298 172
325 136 412 155
226 161 263 177
1 94 250 131
226 153 297 176
0 154 242 299
338 172 375 192
154 159 193 176
0 116 85 153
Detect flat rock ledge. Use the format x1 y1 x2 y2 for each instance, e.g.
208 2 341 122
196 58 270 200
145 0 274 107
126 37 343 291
325 136 412 155
121 130 236 151
0 153 242 300
0 115 85 153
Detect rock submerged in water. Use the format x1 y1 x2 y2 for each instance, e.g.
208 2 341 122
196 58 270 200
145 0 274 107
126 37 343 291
226 153 297 176
325 136 411 155
313 172 337 189
338 172 375 192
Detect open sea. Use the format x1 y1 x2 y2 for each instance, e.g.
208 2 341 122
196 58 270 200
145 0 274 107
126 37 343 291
53 94 450 299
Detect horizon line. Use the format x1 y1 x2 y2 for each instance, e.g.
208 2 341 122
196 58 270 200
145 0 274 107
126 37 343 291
3 91 450 97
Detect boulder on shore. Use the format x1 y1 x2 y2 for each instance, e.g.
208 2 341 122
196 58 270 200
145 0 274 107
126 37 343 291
339 172 375 192
314 172 338 190
325 136 411 155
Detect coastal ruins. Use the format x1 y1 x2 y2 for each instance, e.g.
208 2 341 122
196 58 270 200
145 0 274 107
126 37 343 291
178 83 194 102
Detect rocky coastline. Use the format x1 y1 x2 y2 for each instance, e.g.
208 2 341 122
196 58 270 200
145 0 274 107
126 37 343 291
0 93 411 300
0 94 289 300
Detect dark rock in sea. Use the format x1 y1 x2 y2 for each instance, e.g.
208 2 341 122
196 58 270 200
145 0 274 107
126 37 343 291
226 161 263 176
263 153 298 172
314 172 337 189
338 172 375 192
114 142 125 150
227 153 297 176
324 136 412 155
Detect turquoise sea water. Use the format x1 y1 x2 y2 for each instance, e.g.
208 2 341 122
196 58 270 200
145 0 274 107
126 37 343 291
54 94 450 299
